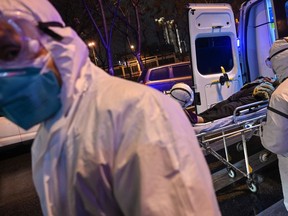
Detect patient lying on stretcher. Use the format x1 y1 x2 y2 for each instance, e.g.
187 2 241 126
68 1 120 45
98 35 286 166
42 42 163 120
166 77 278 124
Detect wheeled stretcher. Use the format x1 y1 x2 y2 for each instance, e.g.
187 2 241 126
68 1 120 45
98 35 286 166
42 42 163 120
194 100 269 192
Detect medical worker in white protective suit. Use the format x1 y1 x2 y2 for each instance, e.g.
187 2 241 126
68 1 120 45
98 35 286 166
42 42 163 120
261 37 288 212
0 0 220 215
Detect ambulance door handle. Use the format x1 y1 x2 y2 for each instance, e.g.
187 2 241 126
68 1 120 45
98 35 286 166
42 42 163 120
212 25 223 29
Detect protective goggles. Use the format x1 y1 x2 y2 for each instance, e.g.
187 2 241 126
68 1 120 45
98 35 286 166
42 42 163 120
265 47 288 68
0 10 63 68
265 38 288 68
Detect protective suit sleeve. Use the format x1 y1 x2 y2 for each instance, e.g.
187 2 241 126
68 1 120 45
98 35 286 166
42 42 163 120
261 81 288 156
112 91 220 216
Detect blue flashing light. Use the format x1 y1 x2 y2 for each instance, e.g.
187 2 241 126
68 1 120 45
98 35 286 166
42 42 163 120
268 7 274 22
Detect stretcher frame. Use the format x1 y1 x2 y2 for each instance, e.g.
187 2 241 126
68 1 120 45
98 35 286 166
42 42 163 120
195 100 269 192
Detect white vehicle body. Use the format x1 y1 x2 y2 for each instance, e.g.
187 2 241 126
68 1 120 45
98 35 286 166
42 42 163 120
0 117 39 147
188 0 286 113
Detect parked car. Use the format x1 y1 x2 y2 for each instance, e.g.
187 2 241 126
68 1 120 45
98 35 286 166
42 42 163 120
138 61 193 92
0 116 39 147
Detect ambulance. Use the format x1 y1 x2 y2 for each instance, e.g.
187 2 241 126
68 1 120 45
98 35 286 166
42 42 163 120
187 0 288 113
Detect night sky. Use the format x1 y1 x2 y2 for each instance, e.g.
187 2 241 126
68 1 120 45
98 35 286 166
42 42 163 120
49 0 246 64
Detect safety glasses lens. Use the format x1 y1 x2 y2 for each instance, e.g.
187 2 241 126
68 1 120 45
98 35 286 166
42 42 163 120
265 58 272 68
0 22 22 62
0 12 40 68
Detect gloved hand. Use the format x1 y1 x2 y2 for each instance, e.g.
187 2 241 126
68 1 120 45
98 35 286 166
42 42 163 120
253 82 275 100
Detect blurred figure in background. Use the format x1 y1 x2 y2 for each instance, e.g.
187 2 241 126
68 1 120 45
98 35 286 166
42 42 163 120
164 82 194 109
0 0 220 215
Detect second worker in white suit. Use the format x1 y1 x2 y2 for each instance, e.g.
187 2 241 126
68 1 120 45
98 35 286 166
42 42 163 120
261 37 288 212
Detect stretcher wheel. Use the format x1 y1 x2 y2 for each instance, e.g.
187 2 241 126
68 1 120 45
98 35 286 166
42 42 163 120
259 152 270 163
247 182 258 193
236 143 243 152
227 168 236 178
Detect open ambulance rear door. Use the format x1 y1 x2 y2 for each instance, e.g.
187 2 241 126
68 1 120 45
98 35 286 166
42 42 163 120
238 0 287 83
188 3 243 114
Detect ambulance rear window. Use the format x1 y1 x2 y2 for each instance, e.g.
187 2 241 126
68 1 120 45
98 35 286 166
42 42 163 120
195 36 234 75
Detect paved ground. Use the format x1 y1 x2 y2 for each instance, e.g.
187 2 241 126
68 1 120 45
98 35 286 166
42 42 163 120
0 142 42 216
0 136 287 216
208 136 288 216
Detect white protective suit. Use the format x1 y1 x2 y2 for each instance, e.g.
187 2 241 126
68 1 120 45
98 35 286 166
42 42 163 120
261 38 288 211
0 0 221 215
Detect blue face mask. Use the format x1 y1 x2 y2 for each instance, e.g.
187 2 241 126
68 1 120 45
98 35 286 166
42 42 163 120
0 67 61 130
